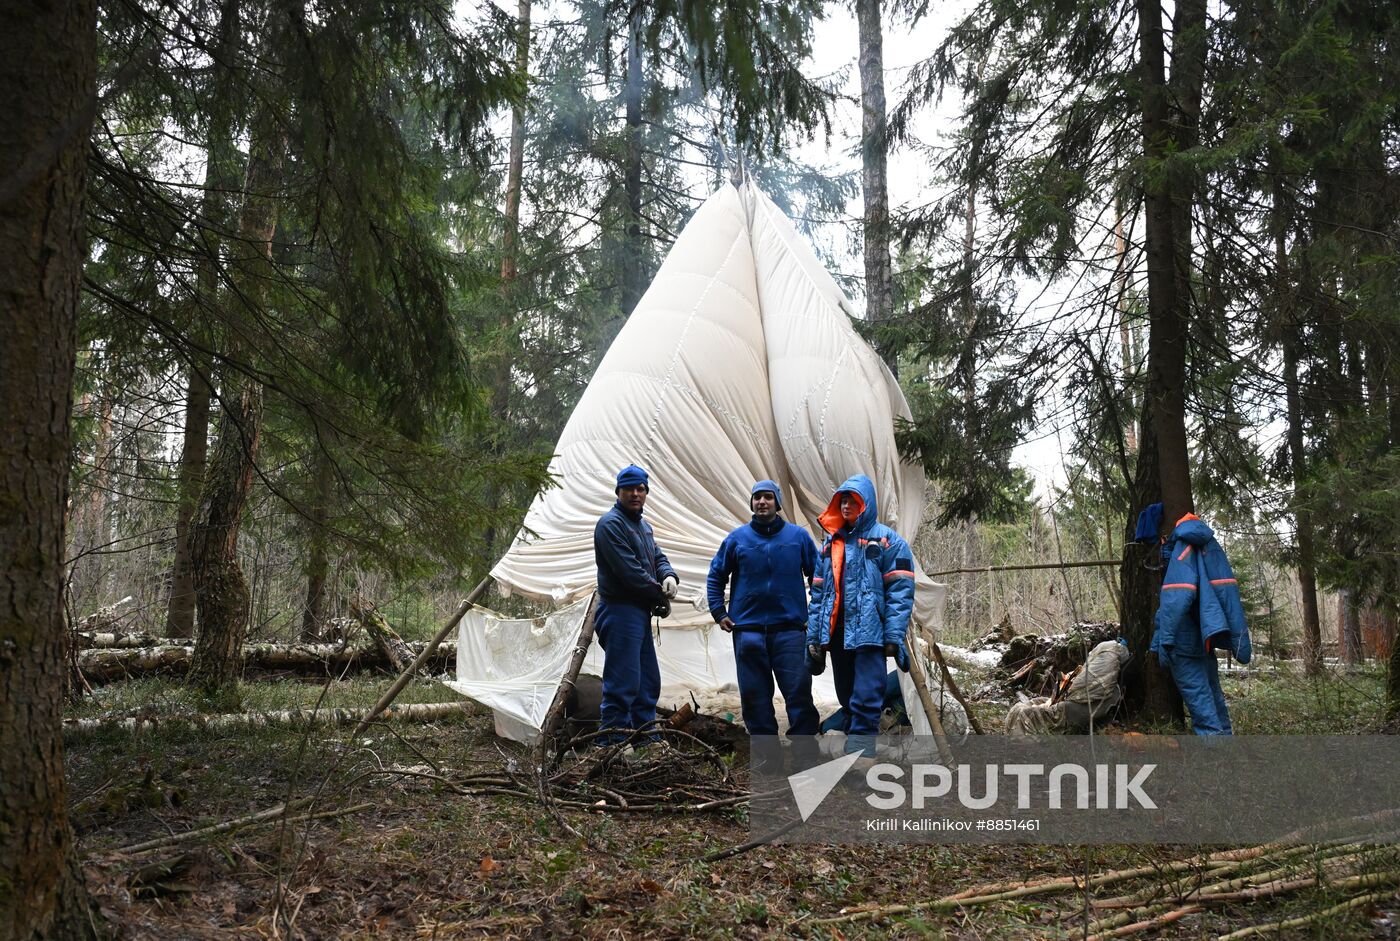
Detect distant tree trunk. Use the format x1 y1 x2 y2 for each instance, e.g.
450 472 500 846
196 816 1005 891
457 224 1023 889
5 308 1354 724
500 0 530 293
1389 619 1400 723
300 453 333 641
485 0 530 561
69 385 113 612
1273 172 1324 676
167 0 241 639
1283 329 1324 674
168 361 211 639
1338 590 1362 664
856 0 895 376
617 6 646 346
188 127 286 695
956 58 984 631
1113 195 1137 453
1118 400 1184 725
0 0 100 935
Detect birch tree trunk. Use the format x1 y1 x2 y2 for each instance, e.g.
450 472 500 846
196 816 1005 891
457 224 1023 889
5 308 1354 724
0 0 101 934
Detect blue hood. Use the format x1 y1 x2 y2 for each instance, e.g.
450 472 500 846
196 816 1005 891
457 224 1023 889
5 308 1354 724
819 474 879 535
751 479 783 512
1172 516 1215 547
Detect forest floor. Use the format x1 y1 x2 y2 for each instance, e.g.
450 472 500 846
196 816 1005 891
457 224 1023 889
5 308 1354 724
67 659 1400 939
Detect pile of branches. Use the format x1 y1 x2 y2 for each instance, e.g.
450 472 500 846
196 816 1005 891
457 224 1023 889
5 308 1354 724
810 837 1400 939
530 722 748 818
994 621 1120 698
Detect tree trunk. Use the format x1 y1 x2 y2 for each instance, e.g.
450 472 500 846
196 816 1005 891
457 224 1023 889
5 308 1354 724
188 126 286 696
621 6 645 320
1273 172 1324 676
69 386 113 612
484 0 531 561
500 0 530 291
1119 399 1184 725
1338 590 1362 665
167 363 211 638
300 453 333 641
167 0 241 640
1138 0 1199 530
1389 619 1400 723
0 0 101 934
1283 327 1324 675
1113 196 1138 453
856 0 895 375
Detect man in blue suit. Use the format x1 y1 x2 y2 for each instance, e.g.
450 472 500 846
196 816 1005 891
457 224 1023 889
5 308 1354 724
594 464 677 744
707 480 820 742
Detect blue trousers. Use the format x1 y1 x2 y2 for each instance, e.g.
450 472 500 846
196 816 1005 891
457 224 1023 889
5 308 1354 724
595 600 660 743
733 629 819 737
1163 648 1232 735
831 644 888 755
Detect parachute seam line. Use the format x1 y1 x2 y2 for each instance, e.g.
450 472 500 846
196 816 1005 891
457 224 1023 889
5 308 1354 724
640 227 747 467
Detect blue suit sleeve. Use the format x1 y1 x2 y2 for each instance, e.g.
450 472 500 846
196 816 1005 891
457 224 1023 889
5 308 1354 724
1207 543 1252 664
879 534 916 646
802 532 817 581
654 537 676 583
807 544 829 646
1153 539 1199 660
706 537 734 622
596 516 663 601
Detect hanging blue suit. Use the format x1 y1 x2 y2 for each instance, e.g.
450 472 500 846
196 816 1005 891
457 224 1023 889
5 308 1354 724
1150 514 1252 735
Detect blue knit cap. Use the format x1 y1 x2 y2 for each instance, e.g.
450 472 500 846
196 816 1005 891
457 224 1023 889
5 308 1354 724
751 479 782 511
615 464 649 491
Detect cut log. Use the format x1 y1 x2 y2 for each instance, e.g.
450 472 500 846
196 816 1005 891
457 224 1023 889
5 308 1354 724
64 699 481 738
74 641 458 684
350 594 414 674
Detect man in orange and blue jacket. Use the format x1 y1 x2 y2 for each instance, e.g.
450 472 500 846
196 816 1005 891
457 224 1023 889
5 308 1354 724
1149 512 1252 735
806 474 916 757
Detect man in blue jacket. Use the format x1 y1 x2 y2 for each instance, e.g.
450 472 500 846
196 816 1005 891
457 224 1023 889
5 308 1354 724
707 480 820 742
594 464 677 744
806 475 916 757
1150 513 1252 735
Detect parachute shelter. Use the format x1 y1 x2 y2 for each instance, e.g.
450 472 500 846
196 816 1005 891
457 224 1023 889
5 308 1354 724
444 182 961 743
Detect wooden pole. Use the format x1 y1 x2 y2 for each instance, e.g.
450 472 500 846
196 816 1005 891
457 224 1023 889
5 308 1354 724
926 559 1122 579
928 640 985 734
536 592 599 763
351 576 492 738
905 636 954 765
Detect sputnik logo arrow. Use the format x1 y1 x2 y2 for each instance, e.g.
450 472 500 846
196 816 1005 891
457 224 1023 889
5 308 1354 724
787 750 865 822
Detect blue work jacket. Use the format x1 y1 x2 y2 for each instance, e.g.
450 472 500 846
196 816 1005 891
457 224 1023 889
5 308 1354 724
706 516 817 629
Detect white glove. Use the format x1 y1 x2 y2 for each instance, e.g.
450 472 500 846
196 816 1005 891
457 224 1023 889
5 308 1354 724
661 576 678 599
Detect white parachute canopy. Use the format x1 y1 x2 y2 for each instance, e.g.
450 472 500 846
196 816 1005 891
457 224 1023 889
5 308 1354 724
448 182 957 742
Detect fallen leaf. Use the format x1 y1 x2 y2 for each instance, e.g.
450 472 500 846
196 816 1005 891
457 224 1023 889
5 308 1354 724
478 856 498 874
638 878 665 895
761 861 776 870
813 858 834 876
710 873 722 885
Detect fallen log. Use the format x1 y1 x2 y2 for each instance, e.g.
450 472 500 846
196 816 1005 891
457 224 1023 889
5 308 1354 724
64 699 481 738
74 640 458 684
75 632 182 649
